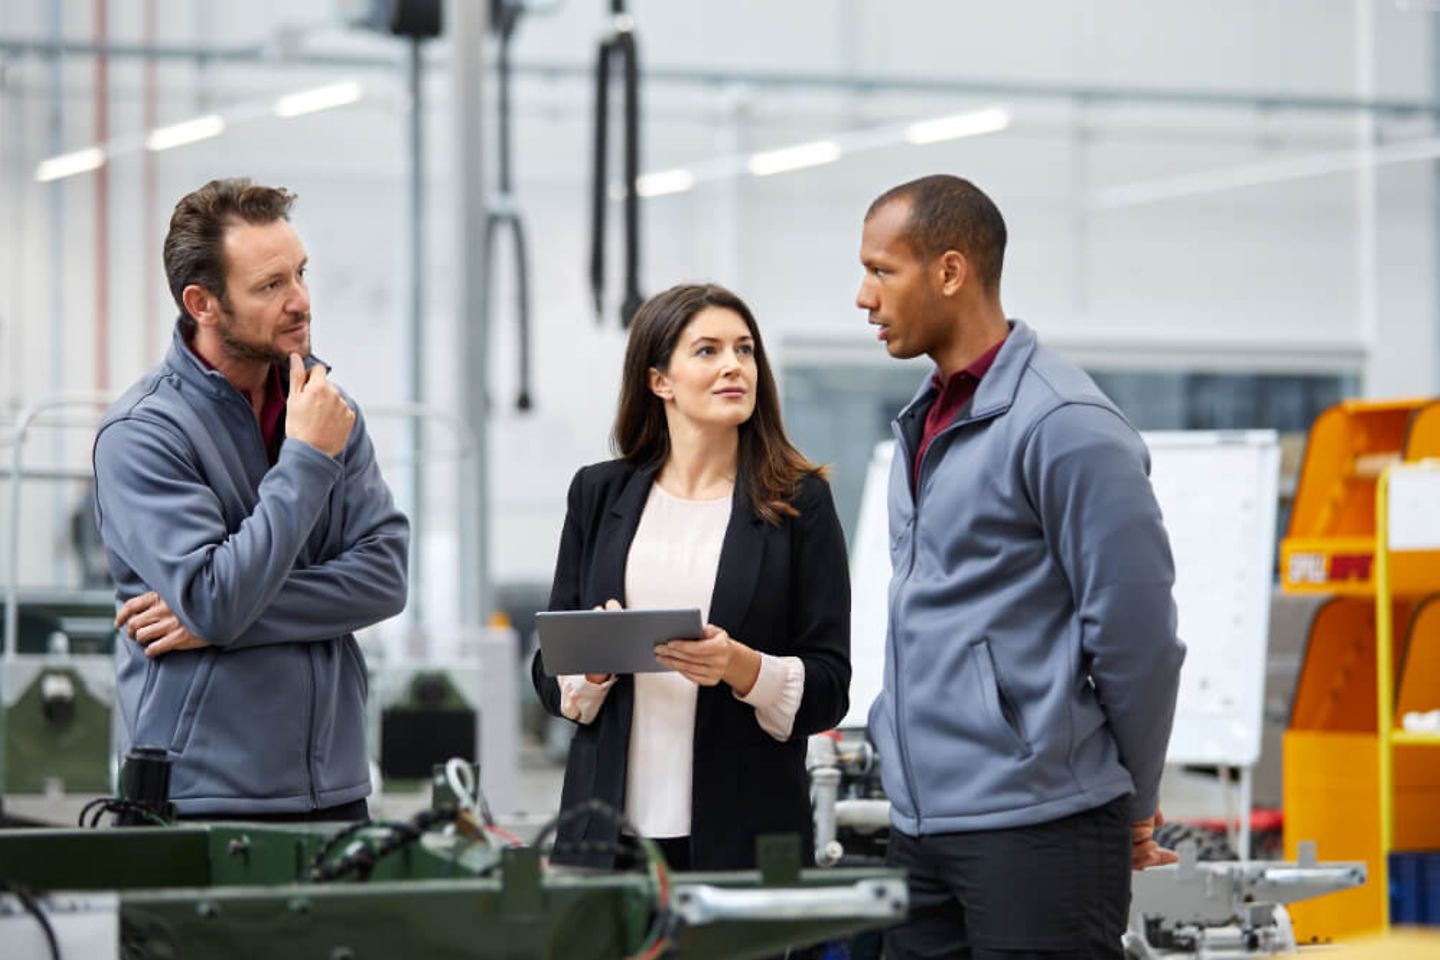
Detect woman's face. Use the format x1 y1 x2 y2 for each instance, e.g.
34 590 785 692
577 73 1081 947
650 306 758 432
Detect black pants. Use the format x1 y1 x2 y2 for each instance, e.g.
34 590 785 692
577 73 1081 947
883 797 1131 960
178 798 370 824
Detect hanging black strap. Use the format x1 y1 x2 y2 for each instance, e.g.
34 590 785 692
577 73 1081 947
487 0 534 410
589 2 643 327
618 29 642 327
589 38 611 320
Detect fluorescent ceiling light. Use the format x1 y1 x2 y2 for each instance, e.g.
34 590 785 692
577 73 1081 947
635 169 696 198
905 107 1011 145
34 147 106 183
146 114 225 152
747 140 842 177
274 81 363 119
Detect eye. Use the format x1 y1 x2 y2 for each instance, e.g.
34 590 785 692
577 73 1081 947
696 345 715 356
263 280 280 292
737 344 754 357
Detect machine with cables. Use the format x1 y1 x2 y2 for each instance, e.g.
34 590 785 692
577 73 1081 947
0 757 906 959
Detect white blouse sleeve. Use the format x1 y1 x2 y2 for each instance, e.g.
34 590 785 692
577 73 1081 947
559 674 617 725
734 653 805 741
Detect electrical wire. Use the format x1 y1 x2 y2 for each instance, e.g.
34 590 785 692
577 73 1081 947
0 879 61 960
530 799 678 960
77 797 169 829
304 811 448 883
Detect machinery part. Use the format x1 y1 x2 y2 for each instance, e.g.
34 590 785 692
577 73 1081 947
589 0 644 327
1154 820 1237 862
1127 839 1365 956
808 735 843 866
672 877 907 925
39 672 76 727
0 821 905 960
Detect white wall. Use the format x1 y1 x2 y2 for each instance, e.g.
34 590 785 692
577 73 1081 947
0 0 1436 609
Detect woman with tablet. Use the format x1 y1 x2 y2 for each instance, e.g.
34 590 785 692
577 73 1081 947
530 282 851 874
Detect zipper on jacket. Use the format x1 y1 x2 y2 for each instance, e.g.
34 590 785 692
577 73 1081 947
889 421 925 829
306 646 319 808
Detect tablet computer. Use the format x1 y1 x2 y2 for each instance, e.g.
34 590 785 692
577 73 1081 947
535 607 704 676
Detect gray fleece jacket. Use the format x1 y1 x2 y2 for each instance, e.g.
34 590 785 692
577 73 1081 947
869 320 1185 836
93 328 408 815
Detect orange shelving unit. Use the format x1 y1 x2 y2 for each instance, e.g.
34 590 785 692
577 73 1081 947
1281 398 1440 942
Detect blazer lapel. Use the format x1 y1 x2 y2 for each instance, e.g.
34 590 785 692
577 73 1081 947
590 462 658 607
707 482 766 635
695 481 767 750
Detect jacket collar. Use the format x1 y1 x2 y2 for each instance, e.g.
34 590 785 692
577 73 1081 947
165 320 331 400
897 318 1036 428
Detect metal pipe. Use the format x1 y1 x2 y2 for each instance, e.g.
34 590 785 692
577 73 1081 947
453 0 490 627
142 0 158 364
4 38 1440 118
93 0 110 397
405 37 426 633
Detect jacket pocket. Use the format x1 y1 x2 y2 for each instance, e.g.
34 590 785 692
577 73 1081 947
343 638 368 702
974 638 1032 759
168 649 218 754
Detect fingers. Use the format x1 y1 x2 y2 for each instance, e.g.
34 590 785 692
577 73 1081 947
604 599 622 610
1132 840 1178 870
126 603 170 639
135 616 179 644
115 591 157 628
144 629 188 658
1153 807 1166 828
289 353 306 393
144 630 207 658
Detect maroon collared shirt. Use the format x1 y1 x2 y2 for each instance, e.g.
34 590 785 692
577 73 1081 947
913 337 1006 491
185 338 288 465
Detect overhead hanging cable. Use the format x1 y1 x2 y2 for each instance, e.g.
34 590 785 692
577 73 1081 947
485 0 535 409
589 0 643 327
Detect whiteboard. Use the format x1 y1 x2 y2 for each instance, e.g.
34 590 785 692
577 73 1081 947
844 431 1280 769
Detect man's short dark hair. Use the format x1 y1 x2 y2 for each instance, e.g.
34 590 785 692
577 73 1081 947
866 175 1007 295
164 178 297 336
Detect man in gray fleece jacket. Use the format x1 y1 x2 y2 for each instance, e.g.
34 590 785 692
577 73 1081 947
93 178 408 820
858 175 1186 959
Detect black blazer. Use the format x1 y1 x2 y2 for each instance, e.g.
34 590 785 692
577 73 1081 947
531 458 851 870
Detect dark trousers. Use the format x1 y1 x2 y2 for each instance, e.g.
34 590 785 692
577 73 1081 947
178 798 370 824
883 797 1131 960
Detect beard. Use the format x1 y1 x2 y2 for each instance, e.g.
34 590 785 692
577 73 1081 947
217 307 310 365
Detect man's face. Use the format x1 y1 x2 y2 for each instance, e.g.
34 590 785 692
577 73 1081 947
856 199 947 361
215 219 311 365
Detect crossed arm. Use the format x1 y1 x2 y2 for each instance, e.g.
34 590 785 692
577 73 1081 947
96 405 408 656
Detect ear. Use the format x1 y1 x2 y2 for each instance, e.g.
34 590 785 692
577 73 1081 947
181 284 223 328
648 367 674 401
937 250 968 297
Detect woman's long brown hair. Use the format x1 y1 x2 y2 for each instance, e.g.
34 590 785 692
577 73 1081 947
612 283 825 525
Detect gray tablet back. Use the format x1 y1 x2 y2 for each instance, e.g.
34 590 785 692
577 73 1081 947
535 608 704 675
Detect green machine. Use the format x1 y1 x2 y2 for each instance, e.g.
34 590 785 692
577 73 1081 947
0 776 906 959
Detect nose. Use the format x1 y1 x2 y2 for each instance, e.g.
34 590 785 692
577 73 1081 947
287 281 310 316
856 277 878 311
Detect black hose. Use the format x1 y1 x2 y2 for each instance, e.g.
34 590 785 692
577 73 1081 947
0 880 61 960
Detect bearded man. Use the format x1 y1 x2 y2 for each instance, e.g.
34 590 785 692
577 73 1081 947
92 178 408 821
